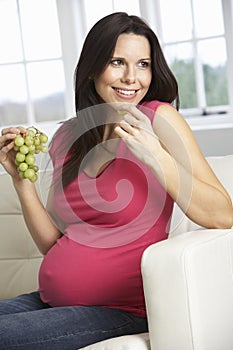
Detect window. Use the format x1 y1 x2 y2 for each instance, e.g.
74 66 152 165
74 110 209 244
83 0 141 32
158 0 229 116
75 0 233 118
0 0 232 127
0 0 65 127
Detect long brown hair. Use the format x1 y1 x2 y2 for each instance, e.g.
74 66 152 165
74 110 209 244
51 12 179 188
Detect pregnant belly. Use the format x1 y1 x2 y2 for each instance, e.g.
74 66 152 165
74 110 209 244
38 235 145 311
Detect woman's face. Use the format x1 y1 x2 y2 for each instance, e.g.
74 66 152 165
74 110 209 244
94 33 152 105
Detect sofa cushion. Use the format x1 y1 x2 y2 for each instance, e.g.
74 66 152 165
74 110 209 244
0 171 46 299
207 154 233 200
80 332 150 350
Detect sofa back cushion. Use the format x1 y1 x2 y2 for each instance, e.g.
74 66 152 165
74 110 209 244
169 155 233 236
0 171 51 299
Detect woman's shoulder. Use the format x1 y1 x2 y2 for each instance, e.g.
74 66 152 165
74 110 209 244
140 99 167 109
140 99 173 109
139 99 174 122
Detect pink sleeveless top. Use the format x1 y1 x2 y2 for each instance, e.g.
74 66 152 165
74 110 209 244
39 100 174 317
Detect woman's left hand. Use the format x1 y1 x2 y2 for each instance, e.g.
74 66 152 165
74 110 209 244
114 104 163 165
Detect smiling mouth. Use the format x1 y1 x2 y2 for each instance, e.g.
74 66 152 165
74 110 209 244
113 87 138 96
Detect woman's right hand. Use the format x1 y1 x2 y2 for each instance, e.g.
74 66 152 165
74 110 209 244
0 126 27 179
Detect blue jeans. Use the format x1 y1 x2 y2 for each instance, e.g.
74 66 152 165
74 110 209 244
0 292 148 349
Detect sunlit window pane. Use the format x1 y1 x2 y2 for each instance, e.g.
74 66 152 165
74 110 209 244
84 0 113 31
0 0 23 63
164 43 197 108
27 60 66 122
160 0 193 42
19 0 62 60
198 38 227 67
0 64 27 126
113 0 140 15
193 0 224 38
198 38 229 106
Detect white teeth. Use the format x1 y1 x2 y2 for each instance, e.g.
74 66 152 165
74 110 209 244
115 88 136 96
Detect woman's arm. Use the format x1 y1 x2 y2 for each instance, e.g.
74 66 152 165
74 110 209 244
114 104 233 229
0 127 62 255
13 179 62 255
153 105 233 228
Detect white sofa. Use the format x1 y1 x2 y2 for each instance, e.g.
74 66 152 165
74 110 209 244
0 155 233 350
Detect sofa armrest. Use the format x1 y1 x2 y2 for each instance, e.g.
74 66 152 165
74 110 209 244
141 229 233 350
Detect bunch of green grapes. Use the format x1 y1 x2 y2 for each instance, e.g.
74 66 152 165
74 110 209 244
14 126 48 182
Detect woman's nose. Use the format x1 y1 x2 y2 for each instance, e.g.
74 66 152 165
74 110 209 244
121 66 136 84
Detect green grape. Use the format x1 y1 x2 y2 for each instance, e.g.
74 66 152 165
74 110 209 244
24 168 35 180
14 135 25 147
28 144 36 153
14 126 48 182
41 145 48 153
34 137 40 146
30 165 39 172
18 162 28 172
16 152 25 163
35 144 42 151
24 135 34 146
31 173 38 183
39 133 48 144
28 130 36 138
117 110 127 116
25 153 35 166
19 145 29 155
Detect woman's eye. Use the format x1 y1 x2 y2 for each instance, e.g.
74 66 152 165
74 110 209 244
110 59 123 66
138 61 150 68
